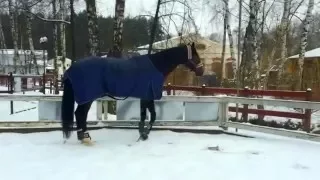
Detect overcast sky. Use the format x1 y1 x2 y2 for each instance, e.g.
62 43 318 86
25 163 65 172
74 0 318 37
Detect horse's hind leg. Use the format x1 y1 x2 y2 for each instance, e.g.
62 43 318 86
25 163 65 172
147 100 156 125
139 100 156 140
75 101 93 142
139 100 148 135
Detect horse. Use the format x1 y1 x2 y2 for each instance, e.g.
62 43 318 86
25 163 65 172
61 42 204 145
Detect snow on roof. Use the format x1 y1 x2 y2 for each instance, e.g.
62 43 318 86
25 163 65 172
137 33 202 49
288 47 320 59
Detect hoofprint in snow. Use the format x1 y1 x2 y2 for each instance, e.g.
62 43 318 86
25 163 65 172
1 129 320 180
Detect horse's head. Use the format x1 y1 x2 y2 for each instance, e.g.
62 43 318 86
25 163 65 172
183 42 204 76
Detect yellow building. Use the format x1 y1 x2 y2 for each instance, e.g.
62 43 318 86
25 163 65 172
136 34 239 86
284 48 320 100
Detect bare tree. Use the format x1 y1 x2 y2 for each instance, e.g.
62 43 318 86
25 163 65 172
220 0 227 81
295 0 314 90
59 0 66 72
0 15 5 50
8 0 19 73
53 0 59 94
112 0 125 57
224 0 236 80
0 14 6 73
138 0 199 38
25 5 39 75
276 0 292 87
85 0 99 56
240 0 260 88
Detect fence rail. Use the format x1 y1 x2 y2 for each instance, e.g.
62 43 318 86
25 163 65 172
0 74 316 134
0 94 320 142
163 84 313 130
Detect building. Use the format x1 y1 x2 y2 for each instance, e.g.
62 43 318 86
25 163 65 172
283 48 320 100
135 33 239 86
0 49 48 74
265 48 320 100
46 56 72 78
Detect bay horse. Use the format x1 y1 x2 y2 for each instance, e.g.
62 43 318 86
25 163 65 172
61 43 204 145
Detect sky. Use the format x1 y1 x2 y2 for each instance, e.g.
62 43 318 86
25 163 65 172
73 0 319 37
74 0 235 36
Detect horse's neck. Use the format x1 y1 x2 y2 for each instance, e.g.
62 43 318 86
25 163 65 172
148 47 187 77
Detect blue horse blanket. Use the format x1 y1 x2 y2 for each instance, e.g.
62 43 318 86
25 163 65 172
64 55 165 105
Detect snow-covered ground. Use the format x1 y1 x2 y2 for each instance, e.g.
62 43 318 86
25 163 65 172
1 87 320 179
0 128 320 180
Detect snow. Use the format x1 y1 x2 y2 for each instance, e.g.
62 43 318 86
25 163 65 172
1 87 320 179
0 129 320 180
288 47 320 59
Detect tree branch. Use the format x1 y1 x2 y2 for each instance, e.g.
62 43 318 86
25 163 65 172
23 8 70 24
291 13 304 22
288 0 304 22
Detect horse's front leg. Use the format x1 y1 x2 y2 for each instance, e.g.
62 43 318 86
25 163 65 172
139 99 149 140
139 100 147 133
146 100 156 132
75 101 93 144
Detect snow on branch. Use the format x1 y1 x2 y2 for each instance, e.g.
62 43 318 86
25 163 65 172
24 9 70 24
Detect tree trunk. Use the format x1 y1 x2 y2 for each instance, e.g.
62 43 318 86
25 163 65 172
296 0 314 90
240 0 259 88
53 0 59 94
25 7 39 75
8 0 19 74
258 0 266 75
113 0 126 57
70 0 76 63
0 17 6 49
85 0 99 56
263 47 276 89
224 0 236 80
59 0 67 72
0 16 6 72
220 1 227 83
276 0 291 87
26 14 39 75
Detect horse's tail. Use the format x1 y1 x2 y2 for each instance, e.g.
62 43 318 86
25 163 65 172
61 78 75 139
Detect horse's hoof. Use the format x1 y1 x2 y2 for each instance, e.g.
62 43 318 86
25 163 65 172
141 133 148 141
81 137 94 146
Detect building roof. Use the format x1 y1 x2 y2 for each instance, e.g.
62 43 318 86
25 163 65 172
135 33 224 55
288 47 320 59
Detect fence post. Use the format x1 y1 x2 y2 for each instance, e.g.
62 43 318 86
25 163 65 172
218 100 228 130
9 72 13 115
166 83 171 95
304 88 312 133
242 86 249 122
42 73 46 94
201 84 206 95
50 79 53 94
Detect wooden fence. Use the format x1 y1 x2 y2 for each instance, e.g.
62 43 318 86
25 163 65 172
164 83 313 132
0 73 62 94
0 72 315 132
